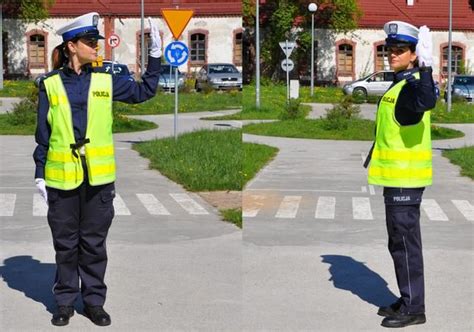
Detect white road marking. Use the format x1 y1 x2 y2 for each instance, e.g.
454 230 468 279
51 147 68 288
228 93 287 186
275 195 302 218
361 186 367 193
352 197 373 220
452 200 474 221
170 193 209 215
33 194 48 216
114 194 132 216
0 193 16 216
421 199 448 221
315 196 336 220
136 194 171 215
243 194 265 218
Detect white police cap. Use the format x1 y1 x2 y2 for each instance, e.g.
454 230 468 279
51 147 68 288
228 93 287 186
384 21 419 46
57 12 104 42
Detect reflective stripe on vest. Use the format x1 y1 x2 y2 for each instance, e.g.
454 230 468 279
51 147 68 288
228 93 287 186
43 73 115 190
368 72 433 188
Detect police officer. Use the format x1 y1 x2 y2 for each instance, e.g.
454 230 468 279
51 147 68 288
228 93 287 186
365 21 437 328
33 13 162 326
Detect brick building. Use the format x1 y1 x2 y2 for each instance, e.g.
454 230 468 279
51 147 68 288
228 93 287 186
3 0 242 77
314 0 474 84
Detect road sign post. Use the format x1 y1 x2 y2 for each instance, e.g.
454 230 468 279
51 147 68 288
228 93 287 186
279 40 296 104
161 9 194 141
107 33 120 74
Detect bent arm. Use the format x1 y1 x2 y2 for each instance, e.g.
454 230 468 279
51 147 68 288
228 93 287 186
112 56 161 104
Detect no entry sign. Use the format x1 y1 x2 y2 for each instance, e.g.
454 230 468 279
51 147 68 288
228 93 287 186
107 33 121 48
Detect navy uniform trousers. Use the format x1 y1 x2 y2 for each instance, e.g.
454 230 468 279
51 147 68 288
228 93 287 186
383 187 425 314
47 156 115 306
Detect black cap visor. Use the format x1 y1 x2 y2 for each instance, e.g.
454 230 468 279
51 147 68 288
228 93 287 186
385 37 416 48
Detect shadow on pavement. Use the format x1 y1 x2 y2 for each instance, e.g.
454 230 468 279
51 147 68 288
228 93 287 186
0 255 56 313
321 254 398 308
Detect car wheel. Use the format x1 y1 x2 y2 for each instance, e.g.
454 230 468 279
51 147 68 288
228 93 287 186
353 87 367 100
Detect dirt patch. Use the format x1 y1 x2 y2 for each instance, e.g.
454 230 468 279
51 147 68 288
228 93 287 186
198 191 241 210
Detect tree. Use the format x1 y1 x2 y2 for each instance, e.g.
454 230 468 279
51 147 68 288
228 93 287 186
243 0 363 82
2 0 55 23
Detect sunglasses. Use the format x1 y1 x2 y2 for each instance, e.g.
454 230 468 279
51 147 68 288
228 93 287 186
79 38 99 48
387 46 410 55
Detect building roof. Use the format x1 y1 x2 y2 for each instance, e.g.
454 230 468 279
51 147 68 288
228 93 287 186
358 0 474 31
48 0 241 17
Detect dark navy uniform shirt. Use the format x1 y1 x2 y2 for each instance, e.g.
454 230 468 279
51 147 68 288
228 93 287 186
391 67 437 125
33 56 161 179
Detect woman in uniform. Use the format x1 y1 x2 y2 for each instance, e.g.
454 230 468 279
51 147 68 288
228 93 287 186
33 12 162 327
365 21 437 328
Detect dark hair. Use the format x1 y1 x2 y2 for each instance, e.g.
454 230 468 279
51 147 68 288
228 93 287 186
51 38 80 69
51 43 67 70
409 44 419 68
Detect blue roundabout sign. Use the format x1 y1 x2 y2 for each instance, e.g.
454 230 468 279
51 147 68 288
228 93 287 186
164 41 189 66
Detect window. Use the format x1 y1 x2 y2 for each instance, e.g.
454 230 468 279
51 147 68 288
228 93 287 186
337 44 353 75
375 44 389 71
442 46 463 75
233 31 242 66
28 34 46 68
190 33 206 63
137 32 151 69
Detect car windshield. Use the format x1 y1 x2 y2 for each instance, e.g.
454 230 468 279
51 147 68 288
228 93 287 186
160 66 179 74
208 65 239 74
454 77 474 85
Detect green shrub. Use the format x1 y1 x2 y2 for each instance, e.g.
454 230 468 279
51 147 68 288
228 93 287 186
280 98 303 120
180 78 195 93
322 96 361 130
6 98 37 126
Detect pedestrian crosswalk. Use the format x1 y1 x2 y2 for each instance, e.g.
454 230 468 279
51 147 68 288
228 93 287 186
243 194 474 223
0 192 210 217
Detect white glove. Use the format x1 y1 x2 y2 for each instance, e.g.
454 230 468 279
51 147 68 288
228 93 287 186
148 17 162 58
416 25 433 67
35 178 48 204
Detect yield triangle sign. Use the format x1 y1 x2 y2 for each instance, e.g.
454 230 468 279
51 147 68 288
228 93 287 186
279 41 296 57
161 9 194 39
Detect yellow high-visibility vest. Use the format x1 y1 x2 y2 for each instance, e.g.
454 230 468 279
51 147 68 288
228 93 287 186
368 73 432 188
43 72 115 190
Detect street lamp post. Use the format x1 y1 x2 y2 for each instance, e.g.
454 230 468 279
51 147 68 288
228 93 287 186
308 3 317 97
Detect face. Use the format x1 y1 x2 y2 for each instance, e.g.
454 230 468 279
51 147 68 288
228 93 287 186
387 46 417 73
67 38 99 65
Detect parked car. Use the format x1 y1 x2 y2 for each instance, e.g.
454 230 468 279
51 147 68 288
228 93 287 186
195 63 242 91
444 75 474 102
158 64 185 91
343 71 394 98
93 61 135 81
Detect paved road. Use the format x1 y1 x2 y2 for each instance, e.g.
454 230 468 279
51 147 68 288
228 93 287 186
0 97 23 114
242 108 473 330
0 110 243 331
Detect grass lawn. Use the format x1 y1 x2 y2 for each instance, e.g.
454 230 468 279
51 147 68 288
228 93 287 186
431 101 474 123
243 118 464 141
220 208 242 228
114 90 241 115
442 146 474 179
133 129 243 191
243 142 279 184
132 129 279 192
0 80 35 97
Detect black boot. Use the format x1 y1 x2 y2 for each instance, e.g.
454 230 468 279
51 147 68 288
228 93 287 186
84 305 111 326
51 306 74 326
381 312 426 328
377 298 403 317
